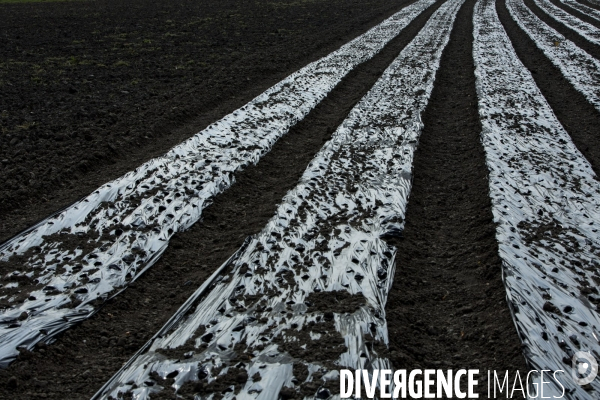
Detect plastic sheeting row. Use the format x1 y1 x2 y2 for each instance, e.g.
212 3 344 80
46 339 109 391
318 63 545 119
575 0 600 8
558 0 600 22
92 0 466 398
0 0 439 368
533 0 600 45
507 0 600 112
474 0 600 396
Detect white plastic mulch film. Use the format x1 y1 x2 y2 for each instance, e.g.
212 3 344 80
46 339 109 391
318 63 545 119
579 0 600 7
558 0 600 22
532 0 600 46
93 0 466 398
507 0 600 112
474 0 600 396
0 0 438 368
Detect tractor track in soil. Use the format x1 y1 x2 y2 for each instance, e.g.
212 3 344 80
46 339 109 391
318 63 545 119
383 0 529 396
523 0 600 60
0 0 446 398
496 0 600 178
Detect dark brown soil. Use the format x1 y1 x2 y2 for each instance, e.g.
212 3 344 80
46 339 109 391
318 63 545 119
384 0 529 397
547 0 600 28
0 0 412 243
523 0 600 60
497 0 600 178
305 290 366 314
0 0 449 397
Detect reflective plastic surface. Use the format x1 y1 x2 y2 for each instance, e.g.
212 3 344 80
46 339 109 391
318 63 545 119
508 0 600 112
474 0 600 395
94 0 465 398
0 0 438 368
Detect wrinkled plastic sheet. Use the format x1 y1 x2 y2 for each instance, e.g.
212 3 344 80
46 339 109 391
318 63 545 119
474 0 600 396
0 0 439 368
533 0 600 45
93 0 466 398
507 0 600 112
579 0 600 7
558 0 600 22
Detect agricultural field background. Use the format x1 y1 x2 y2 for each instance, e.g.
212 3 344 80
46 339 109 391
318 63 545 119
0 0 404 242
1 0 600 398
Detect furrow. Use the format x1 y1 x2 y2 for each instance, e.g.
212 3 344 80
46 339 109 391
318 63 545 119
0 0 436 368
0 0 449 396
532 0 600 46
506 0 600 112
474 0 600 396
384 0 528 395
496 0 600 177
557 0 600 24
526 0 600 61
93 0 465 398
577 0 600 8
